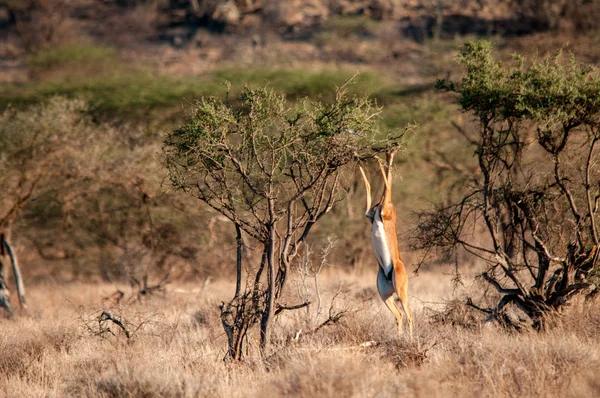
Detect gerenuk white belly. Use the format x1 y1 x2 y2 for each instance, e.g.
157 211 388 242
371 209 393 277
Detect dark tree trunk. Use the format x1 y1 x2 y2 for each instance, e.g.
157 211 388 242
260 198 276 352
4 238 26 309
0 256 12 316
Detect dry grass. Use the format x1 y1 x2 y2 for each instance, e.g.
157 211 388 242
1 270 599 397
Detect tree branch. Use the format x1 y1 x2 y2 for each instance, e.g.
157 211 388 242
275 301 311 316
585 137 599 245
481 272 520 294
98 311 131 339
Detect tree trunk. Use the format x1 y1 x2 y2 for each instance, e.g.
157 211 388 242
220 300 239 361
0 257 12 316
3 238 26 309
234 224 243 300
221 223 247 361
260 199 276 352
221 223 267 361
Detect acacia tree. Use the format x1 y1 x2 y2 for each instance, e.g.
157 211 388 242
0 98 97 314
417 41 600 329
0 95 198 302
163 83 408 359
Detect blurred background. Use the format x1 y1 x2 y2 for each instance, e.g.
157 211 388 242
1 0 598 285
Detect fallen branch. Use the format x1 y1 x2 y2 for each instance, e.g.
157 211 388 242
98 311 131 339
466 297 492 315
132 271 170 301
294 341 379 352
313 281 347 332
313 311 347 333
275 301 311 316
326 341 379 351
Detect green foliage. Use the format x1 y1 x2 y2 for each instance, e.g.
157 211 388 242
438 40 600 132
164 81 414 358
164 82 409 240
0 97 90 174
27 43 118 71
1 47 389 121
0 97 94 231
422 40 600 327
0 72 220 118
323 15 379 38
213 68 385 100
0 96 208 280
314 15 380 46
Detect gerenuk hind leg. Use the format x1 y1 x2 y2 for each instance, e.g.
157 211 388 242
377 268 404 338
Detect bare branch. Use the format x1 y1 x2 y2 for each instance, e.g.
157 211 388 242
481 272 520 294
98 311 131 339
465 297 492 314
234 224 244 300
275 301 311 316
585 137 599 245
554 156 584 247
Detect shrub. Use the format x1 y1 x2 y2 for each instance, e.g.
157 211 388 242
163 81 413 359
417 41 600 329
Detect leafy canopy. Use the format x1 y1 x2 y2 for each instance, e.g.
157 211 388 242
164 82 410 241
439 40 600 142
425 40 600 327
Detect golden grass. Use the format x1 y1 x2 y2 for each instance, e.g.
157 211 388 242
1 271 599 397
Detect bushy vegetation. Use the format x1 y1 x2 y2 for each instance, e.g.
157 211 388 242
1 43 390 120
164 81 412 358
2 1 600 395
418 41 600 328
27 43 118 71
